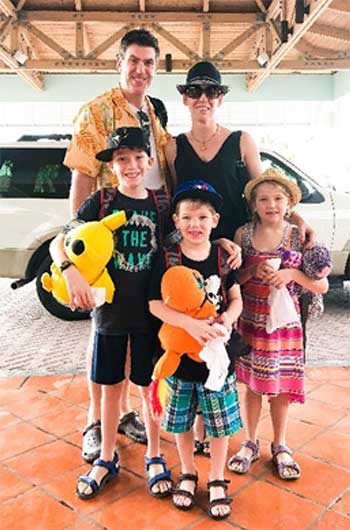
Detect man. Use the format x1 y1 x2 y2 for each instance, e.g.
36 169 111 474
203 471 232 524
64 29 171 473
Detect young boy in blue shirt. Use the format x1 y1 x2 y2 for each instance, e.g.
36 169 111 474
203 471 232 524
50 127 172 500
148 181 243 520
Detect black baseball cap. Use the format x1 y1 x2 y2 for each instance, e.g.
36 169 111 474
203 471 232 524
177 61 229 95
172 180 223 212
95 127 151 162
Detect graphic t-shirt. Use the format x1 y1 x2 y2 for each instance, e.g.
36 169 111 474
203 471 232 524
148 246 238 383
77 187 169 334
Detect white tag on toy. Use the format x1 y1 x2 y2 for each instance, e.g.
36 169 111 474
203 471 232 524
92 287 106 307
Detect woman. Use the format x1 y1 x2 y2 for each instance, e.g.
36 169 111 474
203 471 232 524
165 61 262 253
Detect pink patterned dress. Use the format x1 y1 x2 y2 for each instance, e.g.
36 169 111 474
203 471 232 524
235 223 305 403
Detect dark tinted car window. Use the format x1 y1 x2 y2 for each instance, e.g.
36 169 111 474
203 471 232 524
0 146 71 198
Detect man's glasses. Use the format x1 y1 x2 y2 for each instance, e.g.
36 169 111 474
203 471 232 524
183 85 223 100
137 110 151 146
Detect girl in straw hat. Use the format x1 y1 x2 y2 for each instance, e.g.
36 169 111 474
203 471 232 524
227 168 328 480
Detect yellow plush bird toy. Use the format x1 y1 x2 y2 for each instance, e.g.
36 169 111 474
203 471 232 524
41 210 127 306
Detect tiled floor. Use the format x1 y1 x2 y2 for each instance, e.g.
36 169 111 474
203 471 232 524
0 367 349 530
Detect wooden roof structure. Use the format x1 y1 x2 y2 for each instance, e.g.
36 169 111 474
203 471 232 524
0 0 349 92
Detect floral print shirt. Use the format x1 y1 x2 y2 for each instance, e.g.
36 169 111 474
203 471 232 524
64 85 171 192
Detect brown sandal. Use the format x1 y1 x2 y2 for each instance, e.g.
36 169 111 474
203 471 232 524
207 479 232 521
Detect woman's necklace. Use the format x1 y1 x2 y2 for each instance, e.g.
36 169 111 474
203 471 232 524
190 124 220 151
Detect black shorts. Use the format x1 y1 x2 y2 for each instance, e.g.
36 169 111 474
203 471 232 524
91 331 157 387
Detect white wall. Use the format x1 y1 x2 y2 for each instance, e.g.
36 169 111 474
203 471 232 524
0 72 349 190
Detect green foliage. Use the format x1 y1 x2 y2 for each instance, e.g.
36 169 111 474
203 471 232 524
0 160 13 192
33 164 60 194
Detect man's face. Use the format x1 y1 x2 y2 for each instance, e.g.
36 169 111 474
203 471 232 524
117 44 157 96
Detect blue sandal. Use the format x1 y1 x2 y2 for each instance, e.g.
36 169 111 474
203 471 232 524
76 452 119 500
145 454 173 498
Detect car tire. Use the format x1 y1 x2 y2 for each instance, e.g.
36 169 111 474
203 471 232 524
36 256 91 321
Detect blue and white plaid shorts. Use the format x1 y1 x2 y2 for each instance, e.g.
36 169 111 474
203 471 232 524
162 374 242 437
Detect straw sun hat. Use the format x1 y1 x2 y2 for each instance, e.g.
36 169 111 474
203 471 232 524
244 168 302 207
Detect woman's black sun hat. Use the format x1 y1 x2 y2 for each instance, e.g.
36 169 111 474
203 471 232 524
176 61 229 95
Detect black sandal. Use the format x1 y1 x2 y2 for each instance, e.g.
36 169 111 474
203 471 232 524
194 439 211 457
117 410 147 444
193 411 210 458
172 473 198 511
207 479 232 521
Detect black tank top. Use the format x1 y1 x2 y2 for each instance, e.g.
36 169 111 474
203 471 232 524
174 131 250 240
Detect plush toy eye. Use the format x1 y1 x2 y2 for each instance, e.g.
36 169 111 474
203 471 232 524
71 239 85 256
193 272 203 289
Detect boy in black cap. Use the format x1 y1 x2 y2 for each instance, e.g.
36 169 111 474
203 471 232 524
50 126 173 500
148 180 243 520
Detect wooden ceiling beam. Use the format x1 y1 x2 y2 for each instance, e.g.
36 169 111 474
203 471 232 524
0 43 43 89
295 38 350 58
16 0 27 10
0 0 16 19
151 22 201 61
14 57 350 73
83 23 91 54
85 24 131 59
24 21 73 60
213 25 259 61
203 0 210 12
247 0 334 92
20 25 39 59
139 0 146 11
309 22 350 41
329 0 350 13
9 18 17 53
0 15 13 44
255 0 267 13
18 11 257 24
202 21 211 59
279 57 350 70
267 0 281 20
75 21 84 58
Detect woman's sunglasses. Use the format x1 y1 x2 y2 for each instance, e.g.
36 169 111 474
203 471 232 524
183 85 223 100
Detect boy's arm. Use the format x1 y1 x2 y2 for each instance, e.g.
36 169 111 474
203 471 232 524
149 300 224 346
49 232 96 310
215 284 243 331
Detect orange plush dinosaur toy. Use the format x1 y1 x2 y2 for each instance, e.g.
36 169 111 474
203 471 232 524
152 265 217 381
